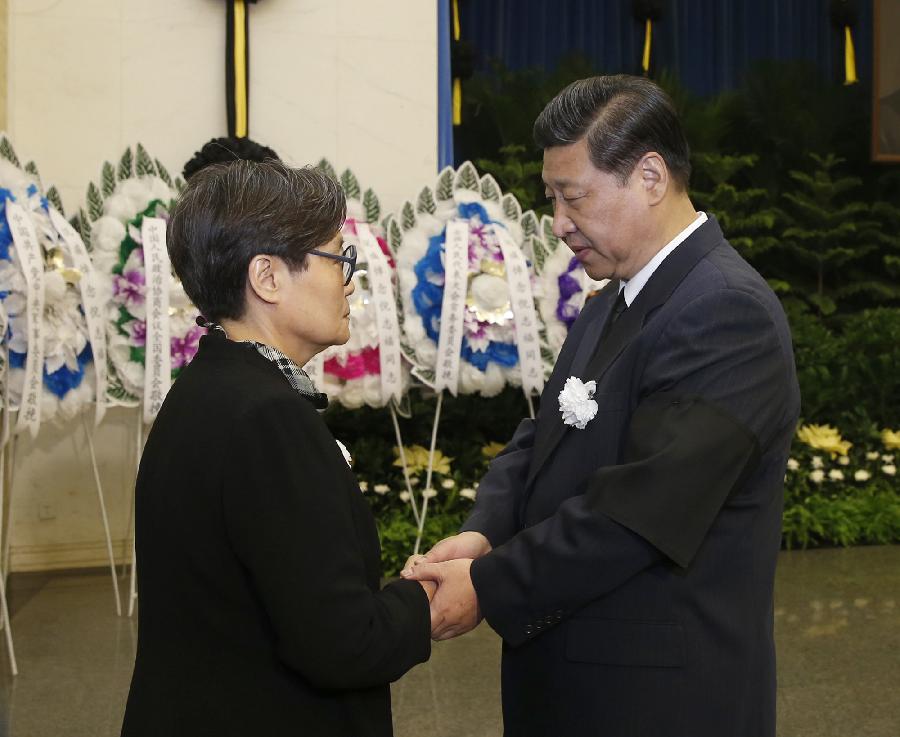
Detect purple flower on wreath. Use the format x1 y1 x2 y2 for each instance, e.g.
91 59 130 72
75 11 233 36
171 325 205 369
126 319 147 347
112 269 146 312
556 256 583 329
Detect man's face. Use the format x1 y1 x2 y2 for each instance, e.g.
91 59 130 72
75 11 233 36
542 138 650 281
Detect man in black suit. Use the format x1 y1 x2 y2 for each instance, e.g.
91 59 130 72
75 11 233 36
404 75 800 736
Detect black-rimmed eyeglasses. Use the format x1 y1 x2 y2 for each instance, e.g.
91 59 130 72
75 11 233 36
308 243 357 286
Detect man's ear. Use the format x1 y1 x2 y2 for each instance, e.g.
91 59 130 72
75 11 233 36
246 255 281 306
639 152 668 206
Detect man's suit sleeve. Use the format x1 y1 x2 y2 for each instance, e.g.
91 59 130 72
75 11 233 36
471 288 792 647
460 417 536 547
221 396 431 690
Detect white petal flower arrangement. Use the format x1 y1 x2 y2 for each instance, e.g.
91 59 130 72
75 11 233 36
314 161 410 409
532 214 608 357
0 138 95 429
386 161 553 398
80 145 203 406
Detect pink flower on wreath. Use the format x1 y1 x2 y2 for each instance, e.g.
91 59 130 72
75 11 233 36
343 218 395 267
126 319 147 347
112 269 146 312
171 325 205 369
325 346 381 379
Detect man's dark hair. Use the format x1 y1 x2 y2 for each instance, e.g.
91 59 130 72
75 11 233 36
168 159 346 321
533 74 691 190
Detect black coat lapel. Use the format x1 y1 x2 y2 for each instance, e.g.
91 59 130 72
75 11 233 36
525 216 726 490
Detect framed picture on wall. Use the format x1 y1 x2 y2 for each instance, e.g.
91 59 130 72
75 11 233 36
874 0 900 161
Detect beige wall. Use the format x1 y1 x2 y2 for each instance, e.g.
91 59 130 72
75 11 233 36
5 0 438 572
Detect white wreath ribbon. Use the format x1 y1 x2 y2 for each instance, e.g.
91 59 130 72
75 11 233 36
356 223 403 405
433 219 469 396
141 217 171 424
492 224 544 397
6 200 45 438
49 208 109 426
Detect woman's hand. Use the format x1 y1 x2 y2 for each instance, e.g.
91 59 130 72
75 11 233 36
401 532 492 576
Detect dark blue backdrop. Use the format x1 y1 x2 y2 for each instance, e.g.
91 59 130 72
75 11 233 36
459 0 873 98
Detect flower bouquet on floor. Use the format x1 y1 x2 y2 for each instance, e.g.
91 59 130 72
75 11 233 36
313 161 409 410
532 214 608 358
79 145 203 416
0 137 97 436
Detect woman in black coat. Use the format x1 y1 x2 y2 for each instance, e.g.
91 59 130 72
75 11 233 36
121 161 433 737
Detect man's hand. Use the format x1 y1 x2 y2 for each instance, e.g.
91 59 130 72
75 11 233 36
401 558 481 640
400 531 492 576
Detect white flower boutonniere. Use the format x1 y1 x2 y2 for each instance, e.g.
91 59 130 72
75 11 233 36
336 439 352 467
558 376 598 430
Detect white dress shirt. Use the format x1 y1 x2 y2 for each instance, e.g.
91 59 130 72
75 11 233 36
619 212 708 306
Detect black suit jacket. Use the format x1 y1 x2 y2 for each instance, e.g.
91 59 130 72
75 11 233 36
121 334 430 737
462 217 800 737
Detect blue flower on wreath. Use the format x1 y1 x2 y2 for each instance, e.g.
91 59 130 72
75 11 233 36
8 345 93 399
411 202 519 373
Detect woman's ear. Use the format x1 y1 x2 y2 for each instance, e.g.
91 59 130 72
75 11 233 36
246 255 280 305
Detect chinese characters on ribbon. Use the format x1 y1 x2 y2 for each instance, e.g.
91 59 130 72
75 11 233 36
49 208 109 426
492 224 544 397
141 218 171 424
6 200 46 438
434 219 469 396
356 223 403 406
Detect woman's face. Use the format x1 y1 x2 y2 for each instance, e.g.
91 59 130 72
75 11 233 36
278 231 355 358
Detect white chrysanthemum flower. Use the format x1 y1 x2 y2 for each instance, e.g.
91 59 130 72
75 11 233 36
460 487 477 500
399 491 411 503
882 464 896 477
373 484 390 495
358 481 368 493
854 470 871 482
558 376 598 430
828 469 844 481
441 478 456 489
866 451 880 460
811 456 824 469
882 454 895 463
786 458 799 471
837 455 850 466
809 469 825 484
422 488 437 499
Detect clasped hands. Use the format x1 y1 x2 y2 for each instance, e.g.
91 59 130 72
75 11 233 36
400 531 492 641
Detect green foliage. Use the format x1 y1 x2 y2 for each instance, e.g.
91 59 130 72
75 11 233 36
476 144 546 214
101 162 117 196
0 138 20 167
24 161 41 185
118 148 134 180
782 435 900 549
363 188 381 223
316 158 337 182
87 182 104 221
135 144 156 177
154 159 174 189
340 168 361 200
45 186 64 215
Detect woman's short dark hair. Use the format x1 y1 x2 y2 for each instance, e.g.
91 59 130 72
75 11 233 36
533 75 691 190
168 159 346 321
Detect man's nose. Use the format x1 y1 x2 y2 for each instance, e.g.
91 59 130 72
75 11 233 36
551 204 576 240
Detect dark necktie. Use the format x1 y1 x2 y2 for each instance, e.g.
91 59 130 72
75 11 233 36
599 288 628 342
